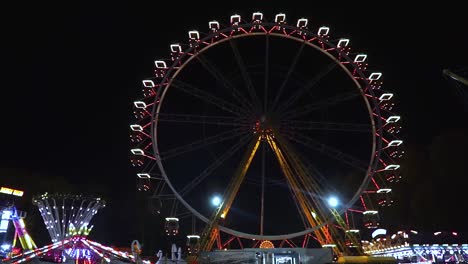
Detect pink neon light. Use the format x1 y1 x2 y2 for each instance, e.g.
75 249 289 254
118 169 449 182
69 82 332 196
348 208 364 213
345 210 349 227
144 155 157 161
140 131 151 138
379 158 388 167
143 142 153 150
360 196 368 210
371 177 380 189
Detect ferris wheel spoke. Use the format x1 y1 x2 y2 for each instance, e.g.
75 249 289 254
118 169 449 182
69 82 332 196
171 79 249 117
305 167 337 196
276 62 337 114
281 91 360 120
278 135 337 196
282 120 371 133
175 211 193 219
271 41 306 110
179 134 251 197
155 113 248 127
285 174 311 230
159 128 249 161
196 55 254 111
289 147 339 195
263 35 270 112
280 129 368 172
229 39 261 111
276 135 331 203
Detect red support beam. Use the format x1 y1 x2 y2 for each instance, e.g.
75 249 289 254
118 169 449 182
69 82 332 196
252 240 260 248
216 231 222 250
285 239 296 248
279 240 286 248
236 237 244 249
222 236 236 248
302 234 308 248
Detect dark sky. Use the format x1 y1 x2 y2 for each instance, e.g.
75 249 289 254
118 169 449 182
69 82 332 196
2 1 468 253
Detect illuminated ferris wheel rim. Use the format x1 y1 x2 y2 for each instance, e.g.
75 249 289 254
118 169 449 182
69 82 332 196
153 20 382 240
143 16 394 241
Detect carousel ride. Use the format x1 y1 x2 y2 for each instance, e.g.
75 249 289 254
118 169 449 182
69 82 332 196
3 194 136 264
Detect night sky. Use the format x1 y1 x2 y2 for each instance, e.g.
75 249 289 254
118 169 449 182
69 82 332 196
2 2 468 254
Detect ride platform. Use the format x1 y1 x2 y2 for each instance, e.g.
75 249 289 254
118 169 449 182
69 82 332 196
199 247 332 264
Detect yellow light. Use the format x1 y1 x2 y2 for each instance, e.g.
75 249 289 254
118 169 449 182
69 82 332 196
220 213 226 219
323 244 337 248
0 187 24 196
0 187 14 195
259 240 274 249
19 218 26 228
13 190 24 197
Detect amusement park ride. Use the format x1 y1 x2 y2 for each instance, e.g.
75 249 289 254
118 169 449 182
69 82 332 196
0 187 37 257
130 11 403 263
2 193 138 264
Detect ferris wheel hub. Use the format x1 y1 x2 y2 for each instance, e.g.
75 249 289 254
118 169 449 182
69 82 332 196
253 114 278 139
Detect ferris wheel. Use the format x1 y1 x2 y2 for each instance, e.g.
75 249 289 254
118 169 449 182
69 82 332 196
129 12 403 252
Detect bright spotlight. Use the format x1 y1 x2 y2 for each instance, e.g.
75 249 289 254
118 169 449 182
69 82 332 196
211 196 221 207
328 197 339 208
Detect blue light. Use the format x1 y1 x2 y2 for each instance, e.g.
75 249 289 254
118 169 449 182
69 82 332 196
0 210 12 233
328 197 339 208
1 244 10 251
211 196 221 207
1 210 12 219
